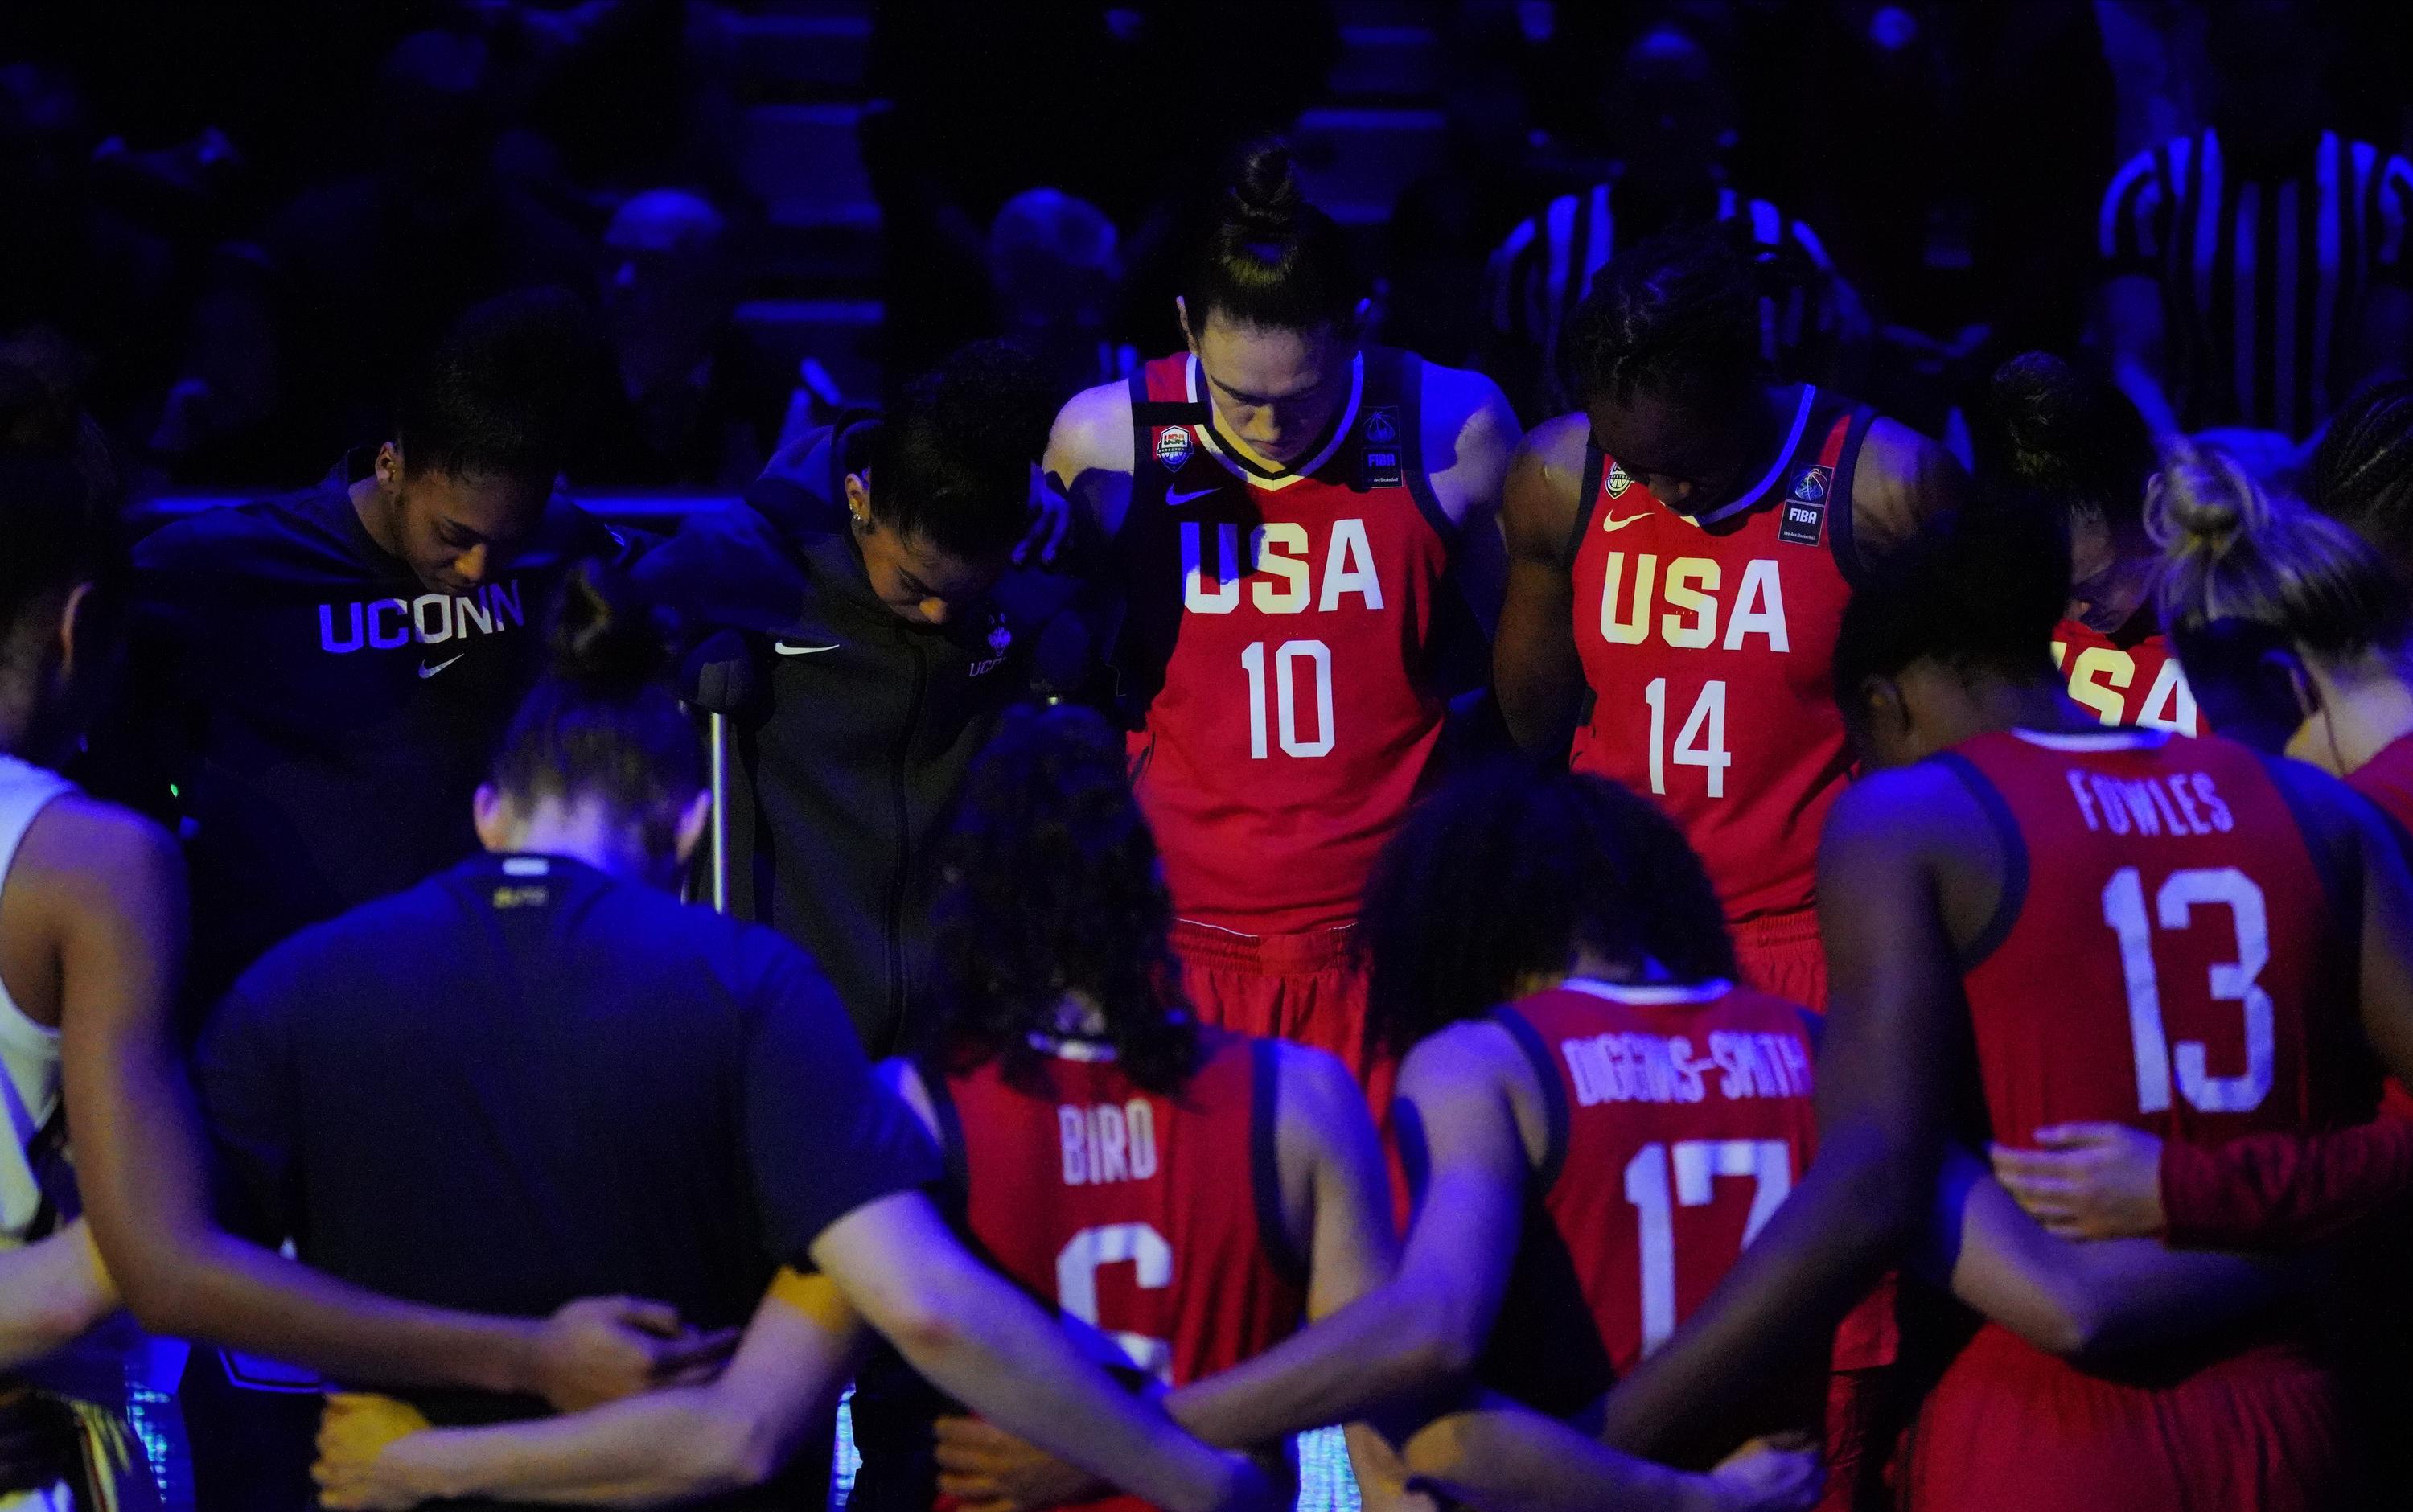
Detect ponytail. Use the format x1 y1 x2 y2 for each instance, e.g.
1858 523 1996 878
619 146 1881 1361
1182 141 1359 335
2148 441 2409 659
489 561 701 847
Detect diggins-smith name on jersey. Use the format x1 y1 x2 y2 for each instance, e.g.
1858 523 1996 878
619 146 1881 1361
1559 1028 1814 1107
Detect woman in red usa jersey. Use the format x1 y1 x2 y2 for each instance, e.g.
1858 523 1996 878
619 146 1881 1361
921 765 1827 1512
1595 498 2413 1512
1044 142 1520 1096
1493 227 1966 1010
847 706 1406 1512
1977 352 2200 734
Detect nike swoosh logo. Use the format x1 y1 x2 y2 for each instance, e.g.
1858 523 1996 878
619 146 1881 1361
1601 512 1650 532
774 641 842 656
1165 487 1220 507
418 655 465 678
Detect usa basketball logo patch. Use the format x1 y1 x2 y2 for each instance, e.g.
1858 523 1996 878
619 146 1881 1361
1155 426 1192 472
1778 464 1830 545
1605 465 1633 499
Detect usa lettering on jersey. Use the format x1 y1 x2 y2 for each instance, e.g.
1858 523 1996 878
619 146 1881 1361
1561 1029 1815 1107
1180 520 1386 614
1597 554 1791 651
319 581 526 653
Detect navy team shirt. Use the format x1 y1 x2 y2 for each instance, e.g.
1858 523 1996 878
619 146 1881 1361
109 450 638 1007
194 851 941 1512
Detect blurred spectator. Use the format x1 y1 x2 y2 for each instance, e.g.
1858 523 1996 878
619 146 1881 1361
1375 0 1554 366
2094 0 2413 441
576 187 789 489
254 29 595 467
986 188 1135 403
1772 1 2113 438
0 61 183 429
1475 21 1863 422
863 0 1336 375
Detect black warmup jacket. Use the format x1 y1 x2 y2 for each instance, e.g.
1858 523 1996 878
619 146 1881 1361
637 418 1076 1053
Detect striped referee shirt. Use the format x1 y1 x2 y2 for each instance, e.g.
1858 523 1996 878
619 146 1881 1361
2099 129 2413 438
1481 182 1847 418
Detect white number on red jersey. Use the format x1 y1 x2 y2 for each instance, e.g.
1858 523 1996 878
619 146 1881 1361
1642 679 1733 798
1240 640 1335 759
1623 1139 1793 1354
1056 1222 1174 1382
2101 866 2275 1116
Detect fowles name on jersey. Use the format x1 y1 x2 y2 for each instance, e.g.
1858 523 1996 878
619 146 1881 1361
318 580 528 654
2064 768 2236 837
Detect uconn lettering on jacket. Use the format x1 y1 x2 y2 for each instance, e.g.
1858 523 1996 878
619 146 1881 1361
1560 1029 1813 1108
318 581 527 654
1181 520 1385 614
1597 553 1790 651
2065 769 2236 836
1060 1100 1161 1185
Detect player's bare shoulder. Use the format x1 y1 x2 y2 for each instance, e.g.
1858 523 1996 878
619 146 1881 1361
1046 380 1139 539
1418 360 1522 526
1500 413 1594 562
1850 416 1971 560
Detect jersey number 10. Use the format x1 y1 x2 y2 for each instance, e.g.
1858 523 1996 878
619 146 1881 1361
2102 865 2275 1116
1241 640 1335 759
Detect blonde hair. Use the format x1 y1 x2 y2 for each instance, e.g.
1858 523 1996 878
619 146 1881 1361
2148 440 2407 657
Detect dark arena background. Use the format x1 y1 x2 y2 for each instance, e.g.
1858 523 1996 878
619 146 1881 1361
7 4 2413 1512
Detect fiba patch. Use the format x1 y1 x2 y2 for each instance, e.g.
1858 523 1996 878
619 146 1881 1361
1155 426 1193 472
1361 407 1403 488
1605 464 1633 499
1778 464 1830 546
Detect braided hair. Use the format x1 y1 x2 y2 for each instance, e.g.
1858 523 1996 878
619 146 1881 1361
2310 378 2413 572
1358 762 1738 1060
1558 225 1762 409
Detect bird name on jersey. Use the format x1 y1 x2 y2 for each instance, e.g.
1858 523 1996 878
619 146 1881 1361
1560 1029 1813 1108
2065 767 2235 836
1059 1099 1161 1186
1596 553 1790 651
317 581 528 653
1181 520 1386 614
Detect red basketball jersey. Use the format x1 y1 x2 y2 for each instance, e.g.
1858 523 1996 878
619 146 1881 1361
1920 728 2378 1475
939 1031 1309 1512
1568 387 1871 927
1116 349 1461 935
2053 618 2201 733
1481 978 1820 1414
2348 729 2413 837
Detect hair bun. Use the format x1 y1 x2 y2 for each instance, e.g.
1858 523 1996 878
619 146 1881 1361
1227 140 1304 234
2147 444 2269 561
548 559 665 694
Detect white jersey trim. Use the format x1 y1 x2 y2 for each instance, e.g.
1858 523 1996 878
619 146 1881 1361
1187 352 1366 491
1684 385 1818 527
2010 727 2176 753
1556 976 1737 1006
